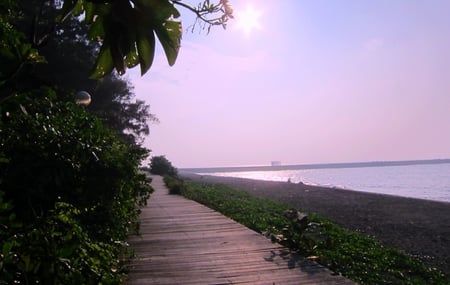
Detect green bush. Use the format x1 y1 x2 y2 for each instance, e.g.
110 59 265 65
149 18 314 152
1 3 152 282
0 201 127 284
163 175 186 195
0 93 152 283
149 155 178 176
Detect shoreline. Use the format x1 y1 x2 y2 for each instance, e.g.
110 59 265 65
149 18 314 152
197 175 450 204
181 172 450 275
180 158 450 173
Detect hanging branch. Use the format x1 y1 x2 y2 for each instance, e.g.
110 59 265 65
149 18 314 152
172 0 233 33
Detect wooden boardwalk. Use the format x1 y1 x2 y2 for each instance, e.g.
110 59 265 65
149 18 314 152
125 176 356 285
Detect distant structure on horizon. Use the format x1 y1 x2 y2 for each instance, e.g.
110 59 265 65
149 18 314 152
271 161 281 167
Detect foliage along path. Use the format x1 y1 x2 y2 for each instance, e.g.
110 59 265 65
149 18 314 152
125 175 356 284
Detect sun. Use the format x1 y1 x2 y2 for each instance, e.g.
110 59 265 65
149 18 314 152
235 5 262 35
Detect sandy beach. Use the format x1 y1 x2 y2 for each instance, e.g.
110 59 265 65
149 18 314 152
181 173 450 275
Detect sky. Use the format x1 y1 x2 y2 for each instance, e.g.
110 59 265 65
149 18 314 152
128 0 450 168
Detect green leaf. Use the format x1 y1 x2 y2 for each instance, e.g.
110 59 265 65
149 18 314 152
19 43 32 60
88 15 106 41
0 156 10 164
84 2 96 24
125 45 139 68
90 42 114 79
135 0 180 22
27 48 46 64
110 43 126 75
122 22 139 69
2 242 13 256
22 255 31 271
0 46 16 61
154 20 181 66
72 0 85 17
136 25 156 76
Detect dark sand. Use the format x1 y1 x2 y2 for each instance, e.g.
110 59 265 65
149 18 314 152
181 173 450 275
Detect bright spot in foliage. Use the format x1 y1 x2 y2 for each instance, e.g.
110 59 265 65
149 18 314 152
235 4 262 35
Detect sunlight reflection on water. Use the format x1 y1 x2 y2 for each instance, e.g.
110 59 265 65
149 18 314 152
208 163 450 203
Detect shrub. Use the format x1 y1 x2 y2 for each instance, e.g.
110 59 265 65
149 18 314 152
0 201 127 284
149 155 178 176
163 175 186 195
0 93 152 282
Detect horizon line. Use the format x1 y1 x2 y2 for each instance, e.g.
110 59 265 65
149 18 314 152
180 158 450 173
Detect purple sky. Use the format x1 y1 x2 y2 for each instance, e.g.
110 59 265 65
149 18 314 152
129 0 450 168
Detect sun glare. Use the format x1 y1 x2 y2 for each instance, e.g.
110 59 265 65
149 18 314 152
235 5 262 35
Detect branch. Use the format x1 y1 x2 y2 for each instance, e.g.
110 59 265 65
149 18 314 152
171 0 233 31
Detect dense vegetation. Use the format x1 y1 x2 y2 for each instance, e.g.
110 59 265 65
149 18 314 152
166 176 449 285
0 0 234 283
0 1 154 283
149 155 178 177
0 89 153 284
1 0 233 282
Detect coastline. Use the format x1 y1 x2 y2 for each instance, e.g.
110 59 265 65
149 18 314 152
180 158 450 173
181 172 450 275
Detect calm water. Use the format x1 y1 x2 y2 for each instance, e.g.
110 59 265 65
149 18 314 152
208 163 450 203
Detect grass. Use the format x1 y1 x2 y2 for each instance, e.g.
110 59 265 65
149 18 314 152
167 176 449 285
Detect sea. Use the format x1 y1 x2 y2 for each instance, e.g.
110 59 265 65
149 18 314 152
188 160 450 203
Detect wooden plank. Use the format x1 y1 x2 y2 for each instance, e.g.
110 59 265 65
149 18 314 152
125 175 356 285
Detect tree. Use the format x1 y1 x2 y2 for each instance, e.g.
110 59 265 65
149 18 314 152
0 0 47 102
1 0 233 102
36 13 158 144
88 74 158 144
7 4 157 145
150 155 178 176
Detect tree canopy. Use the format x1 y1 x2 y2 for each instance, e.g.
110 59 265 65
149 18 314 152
32 10 158 144
1 0 233 103
2 1 158 144
150 155 178 176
